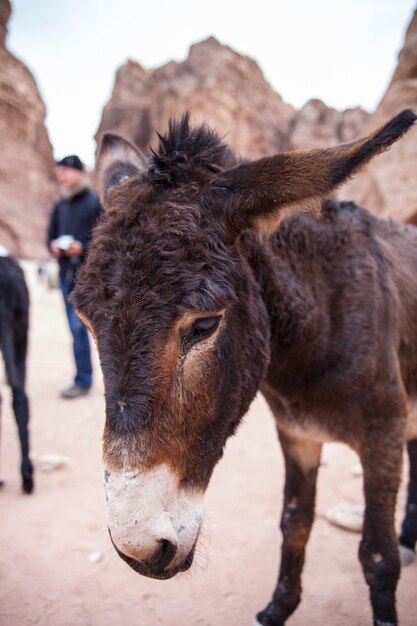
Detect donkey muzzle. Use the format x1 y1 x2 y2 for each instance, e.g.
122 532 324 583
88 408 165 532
104 463 203 577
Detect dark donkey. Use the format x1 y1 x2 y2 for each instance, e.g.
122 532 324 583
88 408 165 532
0 254 33 493
73 110 417 626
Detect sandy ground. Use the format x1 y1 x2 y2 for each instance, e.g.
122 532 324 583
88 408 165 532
0 262 416 626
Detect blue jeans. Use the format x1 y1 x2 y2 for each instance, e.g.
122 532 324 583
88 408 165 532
60 275 92 388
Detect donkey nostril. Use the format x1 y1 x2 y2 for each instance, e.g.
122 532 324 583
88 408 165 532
146 539 178 570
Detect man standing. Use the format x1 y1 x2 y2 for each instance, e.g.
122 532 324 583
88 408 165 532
47 155 103 398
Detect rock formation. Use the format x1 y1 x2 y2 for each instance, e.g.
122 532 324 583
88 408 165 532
0 0 57 257
97 38 370 164
288 99 369 150
97 14 417 224
341 10 417 221
97 37 298 160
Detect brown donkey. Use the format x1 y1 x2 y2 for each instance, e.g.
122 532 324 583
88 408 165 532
73 110 417 626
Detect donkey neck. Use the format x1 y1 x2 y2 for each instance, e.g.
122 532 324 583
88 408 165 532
240 228 323 351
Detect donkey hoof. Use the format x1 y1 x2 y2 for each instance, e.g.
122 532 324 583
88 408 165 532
253 618 284 626
253 608 285 626
22 474 34 494
399 544 416 567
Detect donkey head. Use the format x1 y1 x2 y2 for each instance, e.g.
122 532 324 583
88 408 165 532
73 110 415 579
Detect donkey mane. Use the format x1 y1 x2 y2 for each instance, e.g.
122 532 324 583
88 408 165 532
148 112 235 186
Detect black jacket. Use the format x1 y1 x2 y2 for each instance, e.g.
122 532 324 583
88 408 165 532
47 188 103 280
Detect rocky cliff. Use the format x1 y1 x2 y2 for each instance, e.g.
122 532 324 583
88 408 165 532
341 10 417 221
97 15 417 224
96 38 369 163
0 0 57 257
288 99 370 150
97 37 297 159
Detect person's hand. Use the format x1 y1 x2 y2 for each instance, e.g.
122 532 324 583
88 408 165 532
50 240 62 257
66 240 83 256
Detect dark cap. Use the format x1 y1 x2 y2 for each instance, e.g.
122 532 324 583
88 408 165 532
56 155 84 171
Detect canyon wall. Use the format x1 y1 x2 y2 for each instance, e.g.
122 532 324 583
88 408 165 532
0 0 57 257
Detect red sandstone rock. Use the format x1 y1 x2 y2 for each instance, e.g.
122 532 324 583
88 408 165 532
0 0 57 257
98 17 417 225
288 99 369 150
340 10 417 221
96 38 370 168
96 37 298 160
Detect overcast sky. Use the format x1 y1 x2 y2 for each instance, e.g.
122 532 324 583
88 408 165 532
8 0 416 166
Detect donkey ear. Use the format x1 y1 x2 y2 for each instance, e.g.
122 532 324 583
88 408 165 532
210 109 416 236
96 133 147 205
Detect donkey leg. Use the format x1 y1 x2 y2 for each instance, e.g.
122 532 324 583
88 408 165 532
358 438 403 626
1 318 32 492
255 429 322 626
399 439 417 564
12 306 33 494
12 385 33 494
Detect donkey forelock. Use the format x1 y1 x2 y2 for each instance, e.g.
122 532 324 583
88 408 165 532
148 112 235 187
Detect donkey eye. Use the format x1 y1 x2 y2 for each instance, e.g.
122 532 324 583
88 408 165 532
185 315 222 348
